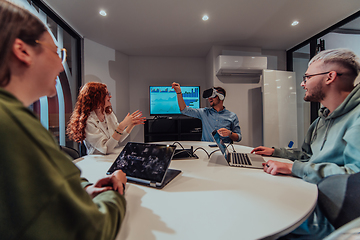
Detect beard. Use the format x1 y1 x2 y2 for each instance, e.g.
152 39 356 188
304 82 325 102
209 99 219 107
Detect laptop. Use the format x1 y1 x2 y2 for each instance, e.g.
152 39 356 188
106 142 181 189
211 130 266 169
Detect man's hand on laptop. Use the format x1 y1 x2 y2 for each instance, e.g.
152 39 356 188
85 170 127 197
262 160 293 175
251 146 274 156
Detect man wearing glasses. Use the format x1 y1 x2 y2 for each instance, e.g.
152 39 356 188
252 48 360 239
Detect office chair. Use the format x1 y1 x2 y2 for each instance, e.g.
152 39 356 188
323 216 360 240
59 145 80 160
79 141 87 157
317 172 360 229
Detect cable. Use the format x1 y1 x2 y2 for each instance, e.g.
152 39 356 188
172 141 185 150
172 141 197 158
173 149 194 158
208 149 220 158
191 147 210 158
228 143 236 153
172 142 212 159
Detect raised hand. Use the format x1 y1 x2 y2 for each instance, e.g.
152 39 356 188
171 82 181 94
129 110 146 126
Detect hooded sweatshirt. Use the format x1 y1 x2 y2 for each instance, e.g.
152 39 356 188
272 84 360 184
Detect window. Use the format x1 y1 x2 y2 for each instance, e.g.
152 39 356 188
287 10 360 129
10 0 82 148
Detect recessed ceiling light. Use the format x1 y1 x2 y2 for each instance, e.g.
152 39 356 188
202 15 209 21
291 21 299 26
99 10 107 16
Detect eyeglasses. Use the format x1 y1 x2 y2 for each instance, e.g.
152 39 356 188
106 92 111 97
35 40 67 65
302 71 343 84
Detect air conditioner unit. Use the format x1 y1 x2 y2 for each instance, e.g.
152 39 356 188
215 55 267 76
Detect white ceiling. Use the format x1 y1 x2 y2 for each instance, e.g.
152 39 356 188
43 0 360 57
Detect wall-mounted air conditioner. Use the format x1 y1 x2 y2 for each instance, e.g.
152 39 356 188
215 55 267 76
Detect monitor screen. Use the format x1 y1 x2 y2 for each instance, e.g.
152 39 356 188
149 86 200 115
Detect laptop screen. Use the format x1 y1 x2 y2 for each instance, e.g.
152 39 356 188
212 130 229 159
107 142 176 183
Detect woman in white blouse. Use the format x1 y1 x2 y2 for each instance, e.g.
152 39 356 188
67 82 146 154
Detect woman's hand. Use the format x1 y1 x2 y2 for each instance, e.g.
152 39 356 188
120 110 146 130
129 110 146 126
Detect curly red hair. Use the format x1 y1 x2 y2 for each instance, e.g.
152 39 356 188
67 82 112 142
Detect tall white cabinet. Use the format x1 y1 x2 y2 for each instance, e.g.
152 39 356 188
262 70 298 148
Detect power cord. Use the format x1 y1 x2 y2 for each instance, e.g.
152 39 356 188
172 141 196 158
172 141 219 159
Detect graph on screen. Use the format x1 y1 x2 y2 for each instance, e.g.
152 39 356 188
150 86 200 115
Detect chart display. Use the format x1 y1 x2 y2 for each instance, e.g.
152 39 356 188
150 86 200 115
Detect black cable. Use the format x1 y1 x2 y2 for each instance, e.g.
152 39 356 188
208 149 220 158
193 147 212 159
173 149 194 158
172 141 185 149
228 143 236 153
172 141 197 158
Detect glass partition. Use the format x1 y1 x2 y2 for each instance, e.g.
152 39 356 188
287 10 360 141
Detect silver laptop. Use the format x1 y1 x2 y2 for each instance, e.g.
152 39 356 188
211 130 266 169
107 142 181 189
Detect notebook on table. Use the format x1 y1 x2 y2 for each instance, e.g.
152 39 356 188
211 130 266 169
107 142 181 189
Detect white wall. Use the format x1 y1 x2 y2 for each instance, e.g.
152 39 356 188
83 40 207 144
128 56 207 142
83 40 288 146
84 39 130 145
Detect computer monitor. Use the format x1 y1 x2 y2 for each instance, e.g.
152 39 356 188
149 86 200 116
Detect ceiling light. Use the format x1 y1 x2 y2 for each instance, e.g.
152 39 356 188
291 21 299 26
202 15 209 21
99 10 107 16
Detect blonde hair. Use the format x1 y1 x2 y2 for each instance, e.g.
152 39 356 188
309 48 360 78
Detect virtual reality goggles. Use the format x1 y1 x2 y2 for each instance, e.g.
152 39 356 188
202 88 224 100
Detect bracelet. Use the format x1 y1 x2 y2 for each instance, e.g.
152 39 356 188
177 92 182 95
115 129 123 135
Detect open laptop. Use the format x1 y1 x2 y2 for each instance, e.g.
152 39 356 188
106 142 181 189
211 130 266 169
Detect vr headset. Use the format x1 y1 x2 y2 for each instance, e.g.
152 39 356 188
202 88 224 100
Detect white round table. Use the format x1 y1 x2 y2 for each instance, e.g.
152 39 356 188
75 141 317 240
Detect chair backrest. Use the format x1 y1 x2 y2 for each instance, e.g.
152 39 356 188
323 217 360 240
60 146 80 160
318 172 360 229
79 142 87 157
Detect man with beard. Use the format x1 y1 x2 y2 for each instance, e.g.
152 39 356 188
171 82 241 143
251 48 360 239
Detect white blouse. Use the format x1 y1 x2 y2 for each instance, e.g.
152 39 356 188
84 111 129 154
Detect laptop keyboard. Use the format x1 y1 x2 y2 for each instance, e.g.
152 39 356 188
231 153 252 166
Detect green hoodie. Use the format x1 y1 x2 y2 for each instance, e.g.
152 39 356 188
0 88 126 240
273 84 360 184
